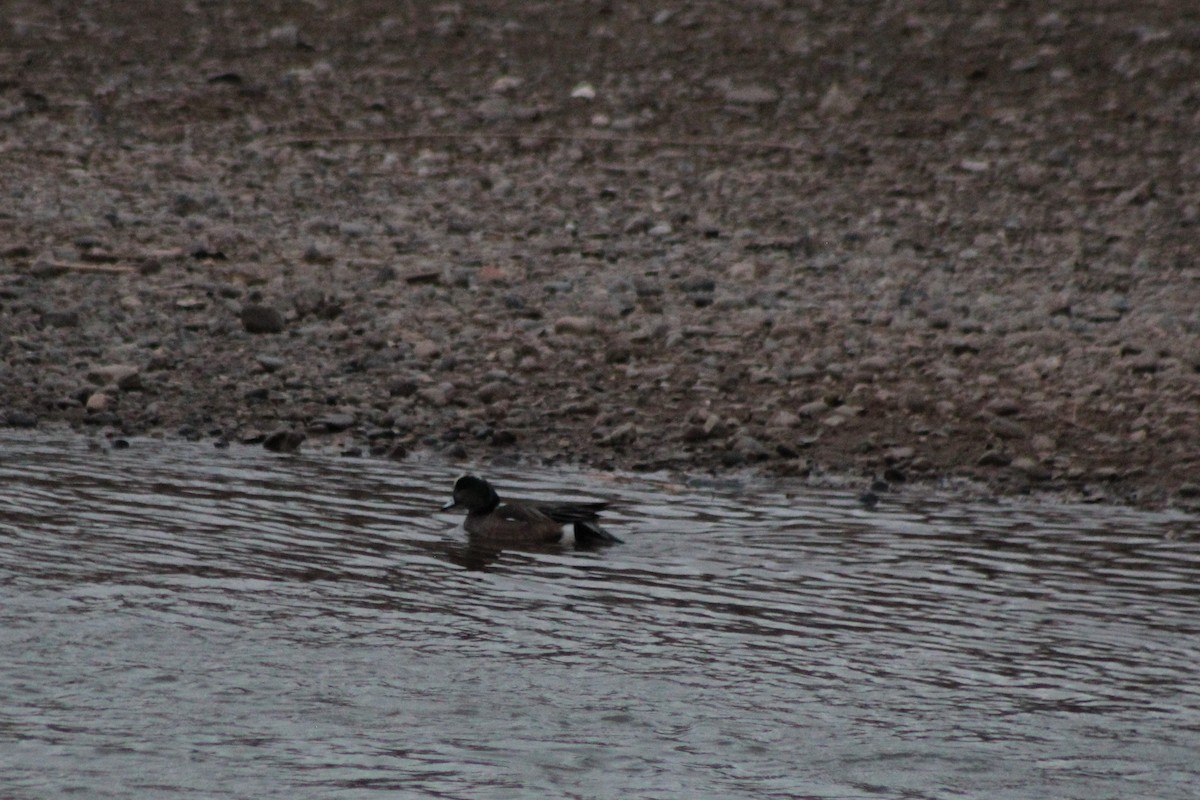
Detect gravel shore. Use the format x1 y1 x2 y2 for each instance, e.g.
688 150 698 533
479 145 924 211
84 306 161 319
3 2 1199 507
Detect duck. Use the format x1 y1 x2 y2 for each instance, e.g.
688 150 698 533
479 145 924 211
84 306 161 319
441 474 622 546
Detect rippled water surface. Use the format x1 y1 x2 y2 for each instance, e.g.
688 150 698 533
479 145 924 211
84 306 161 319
2 432 1198 799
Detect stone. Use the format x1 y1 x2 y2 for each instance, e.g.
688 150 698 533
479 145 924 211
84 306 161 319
416 383 454 406
1011 456 1050 480
477 381 509 404
86 392 112 412
241 304 286 334
413 340 441 359
42 309 80 328
256 355 286 373
767 410 800 428
723 83 779 105
797 399 828 417
3 410 38 428
731 434 772 461
263 430 305 453
309 413 355 433
986 399 1022 417
87 364 141 390
818 82 858 117
554 316 598 335
600 422 638 446
884 446 915 463
977 450 1012 467
987 418 1028 440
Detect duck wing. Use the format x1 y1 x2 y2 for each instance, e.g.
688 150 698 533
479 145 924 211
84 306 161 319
535 501 622 546
535 501 608 524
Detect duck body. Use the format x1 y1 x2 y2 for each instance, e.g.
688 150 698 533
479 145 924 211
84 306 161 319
442 475 621 546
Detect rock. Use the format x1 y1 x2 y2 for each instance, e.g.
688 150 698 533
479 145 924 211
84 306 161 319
241 304 286 334
477 381 509 404
263 430 305 453
1011 456 1050 480
30 259 68 279
859 355 892 372
256 355 286 373
87 364 141 390
977 450 1012 467
86 392 112 412
1031 434 1056 454
767 410 800 428
797 399 828 417
728 261 759 281
3 410 38 428
818 82 858 117
389 376 420 397
1127 353 1159 374
986 398 1022 417
554 316 597 335
416 383 454 406
987 418 1028 440
600 422 638 446
42 309 80 328
413 339 441 359
722 83 779 105
884 446 915 463
731 434 772 461
490 429 517 446
309 413 355 433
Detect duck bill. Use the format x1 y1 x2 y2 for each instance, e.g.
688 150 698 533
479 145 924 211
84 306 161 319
441 499 459 511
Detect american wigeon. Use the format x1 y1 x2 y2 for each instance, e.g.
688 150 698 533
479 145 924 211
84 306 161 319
441 474 622 546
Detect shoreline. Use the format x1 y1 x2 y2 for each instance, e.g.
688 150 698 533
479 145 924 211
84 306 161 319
3 2 1198 511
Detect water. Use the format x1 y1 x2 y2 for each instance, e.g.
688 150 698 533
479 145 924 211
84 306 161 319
1 431 1197 799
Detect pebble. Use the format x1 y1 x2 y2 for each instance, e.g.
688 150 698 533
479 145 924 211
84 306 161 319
263 430 305 453
731 434 772 461
309 413 355 433
884 446 915 463
86 392 112 412
256 355 286 373
42 309 80 328
3 410 38 428
722 83 779 105
986 398 1022 417
600 422 638 446
477 381 509 404
818 82 858 117
413 340 441 359
87 364 142 391
417 383 454 406
797 399 828 417
241 304 286 334
767 410 800 428
1011 456 1050 480
977 450 1012 467
987 418 1028 440
554 316 597 335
